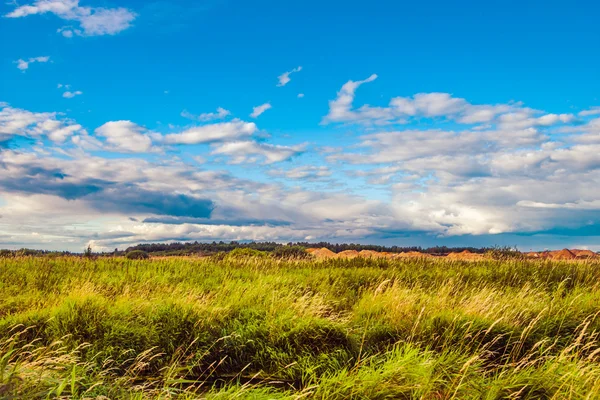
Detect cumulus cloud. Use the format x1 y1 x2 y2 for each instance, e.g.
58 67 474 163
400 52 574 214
318 77 600 238
57 84 83 98
163 120 257 144
181 107 231 122
14 56 50 71
6 0 136 37
0 166 214 220
326 126 600 237
270 166 332 180
94 120 156 153
323 75 575 129
250 103 272 118
211 141 306 164
62 90 83 98
571 118 600 144
0 149 391 250
497 111 574 129
277 66 302 87
323 74 378 124
517 200 600 210
578 107 600 117
0 104 85 142
2 80 600 250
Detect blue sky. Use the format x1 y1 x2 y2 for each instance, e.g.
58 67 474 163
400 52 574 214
1 0 599 251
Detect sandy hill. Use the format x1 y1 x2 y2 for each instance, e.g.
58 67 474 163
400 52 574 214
550 249 577 260
447 250 485 261
395 251 434 259
306 248 337 258
305 247 595 261
571 249 598 258
358 250 387 258
337 250 360 259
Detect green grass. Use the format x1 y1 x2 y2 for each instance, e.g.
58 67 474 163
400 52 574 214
1 255 600 398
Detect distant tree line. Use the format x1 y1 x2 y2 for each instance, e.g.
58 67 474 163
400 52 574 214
0 242 524 258
124 241 492 256
0 248 74 257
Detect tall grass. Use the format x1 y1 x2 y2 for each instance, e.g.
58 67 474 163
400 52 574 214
1 255 600 398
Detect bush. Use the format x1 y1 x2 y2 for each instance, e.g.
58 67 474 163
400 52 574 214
210 251 227 262
0 249 14 258
225 248 269 259
125 250 150 260
486 245 524 260
271 245 312 260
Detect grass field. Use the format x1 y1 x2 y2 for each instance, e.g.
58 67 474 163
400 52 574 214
1 254 600 399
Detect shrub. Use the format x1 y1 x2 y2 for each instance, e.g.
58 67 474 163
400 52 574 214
225 248 269 259
486 245 524 260
83 245 94 259
210 251 227 261
125 250 150 260
272 245 312 260
0 249 14 258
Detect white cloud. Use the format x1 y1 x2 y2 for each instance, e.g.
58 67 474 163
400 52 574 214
0 149 392 251
182 107 231 122
14 56 50 71
297 93 305 98
6 0 136 37
57 83 82 98
323 75 576 129
0 103 85 142
277 66 302 87
250 103 272 118
62 90 83 98
318 79 600 238
571 118 600 144
329 129 488 164
71 132 103 150
324 120 600 236
211 141 305 164
270 166 331 180
517 200 600 210
94 121 155 153
497 111 575 129
163 120 257 145
323 74 378 123
579 107 600 117
16 60 30 71
391 92 468 117
2 83 600 250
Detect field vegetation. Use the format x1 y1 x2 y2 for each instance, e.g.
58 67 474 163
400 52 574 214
1 252 600 398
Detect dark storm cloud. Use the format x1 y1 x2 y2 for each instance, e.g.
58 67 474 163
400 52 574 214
0 164 214 218
0 164 107 199
87 186 214 218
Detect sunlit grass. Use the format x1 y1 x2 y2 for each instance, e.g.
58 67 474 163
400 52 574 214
1 255 600 398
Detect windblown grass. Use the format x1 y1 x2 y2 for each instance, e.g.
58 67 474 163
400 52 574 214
1 255 600 398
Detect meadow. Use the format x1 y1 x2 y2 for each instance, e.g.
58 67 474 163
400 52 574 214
1 252 600 399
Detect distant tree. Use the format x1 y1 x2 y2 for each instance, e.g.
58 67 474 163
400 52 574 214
84 245 94 258
226 248 269 259
272 245 312 260
126 250 150 260
0 249 14 258
486 245 524 260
